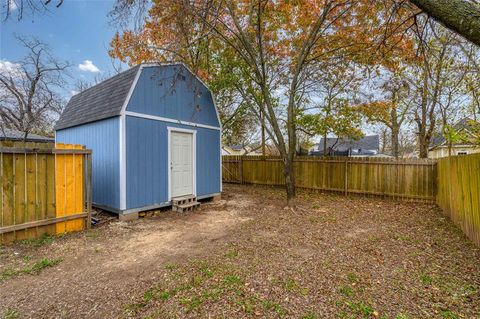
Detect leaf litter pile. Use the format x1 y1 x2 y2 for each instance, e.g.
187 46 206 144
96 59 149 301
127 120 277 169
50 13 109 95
125 185 480 319
1 184 479 319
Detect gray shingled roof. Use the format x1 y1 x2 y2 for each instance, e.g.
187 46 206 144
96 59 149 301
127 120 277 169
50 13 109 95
429 118 478 149
55 65 140 130
0 128 54 142
318 135 379 153
227 144 244 151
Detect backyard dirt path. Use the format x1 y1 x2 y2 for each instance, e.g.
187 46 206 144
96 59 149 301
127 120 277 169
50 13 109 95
1 184 480 319
0 191 252 318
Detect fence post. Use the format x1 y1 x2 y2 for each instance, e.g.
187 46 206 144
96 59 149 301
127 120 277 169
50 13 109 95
85 153 92 229
239 156 244 184
221 154 438 202
344 158 348 195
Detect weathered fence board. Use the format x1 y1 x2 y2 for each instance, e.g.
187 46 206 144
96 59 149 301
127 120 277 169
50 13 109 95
0 144 92 244
222 156 437 201
437 154 480 246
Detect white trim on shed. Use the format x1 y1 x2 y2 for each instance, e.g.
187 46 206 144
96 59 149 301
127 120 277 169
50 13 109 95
119 64 143 211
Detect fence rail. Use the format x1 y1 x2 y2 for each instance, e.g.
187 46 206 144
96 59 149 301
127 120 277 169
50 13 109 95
222 155 437 201
0 143 92 244
437 153 480 246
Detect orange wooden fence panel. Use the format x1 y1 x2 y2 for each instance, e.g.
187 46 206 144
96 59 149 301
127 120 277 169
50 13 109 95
55 143 85 234
0 144 91 244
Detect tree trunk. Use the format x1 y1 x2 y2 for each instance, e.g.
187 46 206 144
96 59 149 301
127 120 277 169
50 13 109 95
410 0 480 46
380 130 385 153
260 109 266 156
286 117 297 204
258 82 296 205
23 131 29 143
418 135 429 158
323 133 328 156
391 126 400 159
417 58 431 159
390 92 400 158
283 157 296 205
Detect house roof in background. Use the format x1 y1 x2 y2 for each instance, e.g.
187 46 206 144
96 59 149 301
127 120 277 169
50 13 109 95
55 65 141 130
0 128 54 142
226 144 244 151
318 135 379 152
429 118 478 149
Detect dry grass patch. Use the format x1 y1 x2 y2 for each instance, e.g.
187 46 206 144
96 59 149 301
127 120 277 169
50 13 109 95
1 184 479 319
122 185 480 318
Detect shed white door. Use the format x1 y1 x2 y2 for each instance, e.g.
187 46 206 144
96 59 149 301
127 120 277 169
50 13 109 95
170 131 194 198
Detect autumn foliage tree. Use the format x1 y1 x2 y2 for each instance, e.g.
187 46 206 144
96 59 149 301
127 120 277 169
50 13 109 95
298 61 363 155
110 0 418 204
359 67 413 158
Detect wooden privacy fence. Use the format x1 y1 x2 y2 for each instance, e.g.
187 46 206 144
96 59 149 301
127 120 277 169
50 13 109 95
222 156 437 201
437 153 480 246
0 143 92 244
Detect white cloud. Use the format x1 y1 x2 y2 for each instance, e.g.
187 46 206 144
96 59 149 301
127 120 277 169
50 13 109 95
78 60 100 73
0 59 22 77
9 0 17 11
70 90 79 96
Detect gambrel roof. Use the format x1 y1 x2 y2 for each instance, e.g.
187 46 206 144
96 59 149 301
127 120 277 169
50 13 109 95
55 63 221 131
55 65 141 130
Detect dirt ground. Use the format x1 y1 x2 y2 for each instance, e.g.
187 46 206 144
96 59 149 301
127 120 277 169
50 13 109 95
1 184 479 319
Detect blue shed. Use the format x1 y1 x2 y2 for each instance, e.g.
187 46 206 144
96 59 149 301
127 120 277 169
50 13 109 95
55 63 222 217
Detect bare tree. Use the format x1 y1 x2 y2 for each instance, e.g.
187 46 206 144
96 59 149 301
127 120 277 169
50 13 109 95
461 44 480 121
0 36 70 140
401 20 450 158
398 130 418 157
407 18 480 158
108 0 149 29
362 68 413 158
73 69 123 94
1 0 64 21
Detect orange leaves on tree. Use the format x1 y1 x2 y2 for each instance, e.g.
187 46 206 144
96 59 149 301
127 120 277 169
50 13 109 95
109 0 420 86
357 100 396 126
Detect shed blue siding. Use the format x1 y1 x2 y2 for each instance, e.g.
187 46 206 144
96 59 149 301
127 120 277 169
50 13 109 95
126 65 220 128
196 128 222 196
125 115 220 210
56 117 120 210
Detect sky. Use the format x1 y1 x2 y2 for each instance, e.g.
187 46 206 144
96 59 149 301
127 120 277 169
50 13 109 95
0 0 126 97
0 0 382 141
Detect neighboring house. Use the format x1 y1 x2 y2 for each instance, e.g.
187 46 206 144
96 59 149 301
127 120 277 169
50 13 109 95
222 144 262 156
428 118 480 159
310 135 380 157
0 128 54 145
403 151 420 159
222 145 246 155
371 153 394 158
55 63 222 218
310 143 321 154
